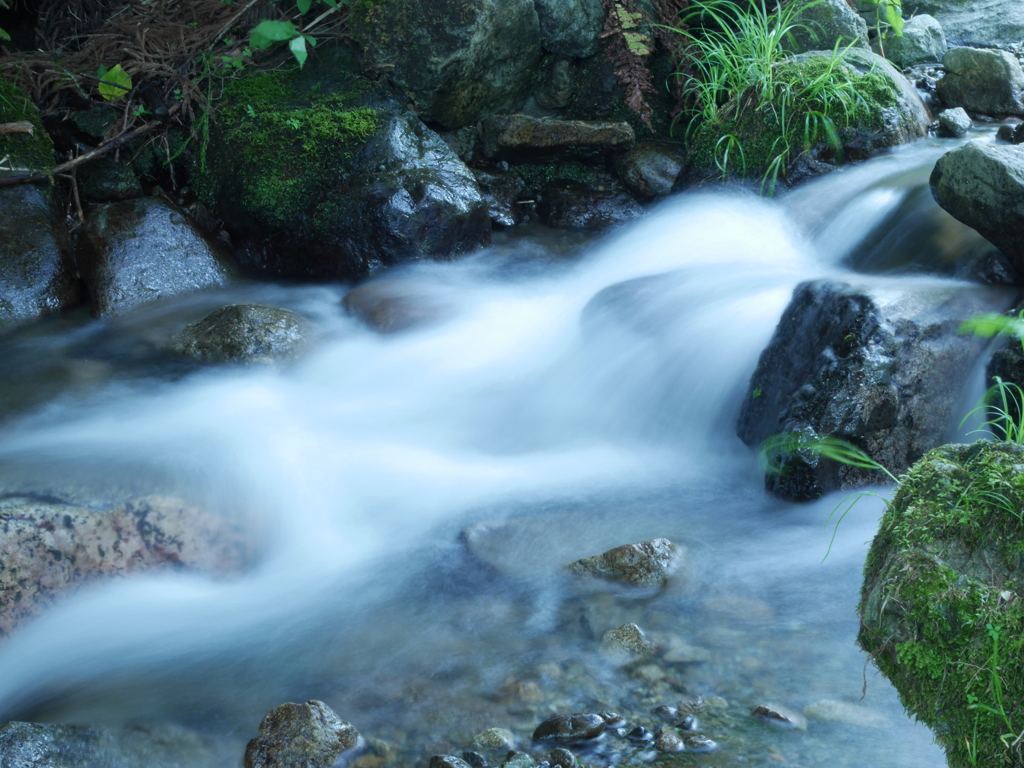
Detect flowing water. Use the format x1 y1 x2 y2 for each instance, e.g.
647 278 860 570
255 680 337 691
0 129 1010 766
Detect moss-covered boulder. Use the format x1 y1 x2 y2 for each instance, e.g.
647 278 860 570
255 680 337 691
686 50 929 189
0 79 81 325
195 61 490 281
351 0 543 129
859 441 1024 768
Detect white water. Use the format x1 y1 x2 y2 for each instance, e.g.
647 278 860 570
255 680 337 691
0 135 1002 764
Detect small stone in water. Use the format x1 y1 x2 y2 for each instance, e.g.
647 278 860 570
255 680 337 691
600 624 656 659
548 748 576 768
609 727 628 738
653 705 677 720
533 714 606 742
600 712 625 727
462 752 488 768
751 704 808 730
431 757 473 768
244 700 359 768
674 714 698 732
653 728 684 753
683 735 718 752
474 729 515 750
501 751 535 768
626 726 653 742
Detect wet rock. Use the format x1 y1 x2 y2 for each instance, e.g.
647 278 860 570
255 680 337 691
565 538 680 587
995 123 1024 144
682 735 718 752
343 279 455 334
803 699 888 727
481 115 634 162
538 179 643 230
653 727 683 752
625 726 653 742
474 728 515 750
534 57 576 110
858 442 1024 767
168 305 312 365
0 492 248 639
738 279 1013 500
937 107 971 137
352 0 542 129
785 0 870 54
500 752 535 768
931 142 1024 273
0 721 236 768
613 143 686 200
674 714 698 732
532 714 606 742
473 168 529 227
76 157 142 204
875 14 946 67
535 0 605 58
901 0 1024 47
751 704 808 730
600 623 657 659
462 751 488 768
600 713 625 727
431 756 474 768
936 47 1024 117
75 197 236 318
547 747 575 768
245 700 359 768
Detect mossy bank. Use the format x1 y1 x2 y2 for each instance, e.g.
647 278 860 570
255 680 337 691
859 441 1024 768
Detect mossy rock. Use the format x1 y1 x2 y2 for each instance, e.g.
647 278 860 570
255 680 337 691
860 441 1024 768
686 50 929 189
0 78 55 174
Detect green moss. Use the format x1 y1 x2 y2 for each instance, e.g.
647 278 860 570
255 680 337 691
860 442 1024 768
0 78 55 174
194 68 381 234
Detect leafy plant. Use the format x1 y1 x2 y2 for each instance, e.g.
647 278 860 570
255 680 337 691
960 311 1024 441
247 0 350 68
96 63 133 101
668 0 871 194
0 0 9 42
861 0 904 58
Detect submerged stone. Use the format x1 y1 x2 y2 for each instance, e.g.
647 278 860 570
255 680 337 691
532 713 605 742
600 623 657 659
168 305 312 365
750 704 807 730
565 538 681 587
245 700 360 768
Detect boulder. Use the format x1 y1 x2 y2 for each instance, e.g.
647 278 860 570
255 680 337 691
0 81 81 325
784 0 870 54
996 123 1024 144
168 305 312 364
0 492 247 639
876 14 946 67
197 65 490 282
537 178 644 230
75 197 236 318
930 141 1024 274
481 115 635 161
565 538 681 587
901 0 1024 47
351 0 543 128
535 0 606 58
737 279 1014 500
936 47 1024 117
343 279 456 334
859 441 1024 768
613 142 686 200
0 721 236 768
936 106 971 137
245 700 360 768
473 168 529 227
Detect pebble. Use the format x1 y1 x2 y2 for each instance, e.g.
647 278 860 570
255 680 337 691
751 704 808 730
626 726 653 742
565 538 681 588
683 734 719 752
653 728 684 753
652 705 677 720
501 752 535 768
600 713 625 727
431 757 473 768
462 752 488 768
474 729 515 751
674 714 698 732
548 748 575 768
532 714 606 743
600 624 657 659
803 699 888 728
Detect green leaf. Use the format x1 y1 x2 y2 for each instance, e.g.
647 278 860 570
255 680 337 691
884 2 904 36
289 35 309 67
249 20 299 49
323 0 340 7
623 30 653 56
297 0 312 13
0 27 10 42
98 64 132 101
96 64 109 78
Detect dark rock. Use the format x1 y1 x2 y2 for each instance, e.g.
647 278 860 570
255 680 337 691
0 721 235 768
901 0 1024 47
751 704 808 730
0 492 248 640
930 141 1024 273
674 714 698 732
481 115 635 161
548 748 575 768
535 0 605 58
462 751 488 768
75 197 236 318
785 0 870 54
537 179 643 230
168 305 312 365
352 0 543 129
995 123 1024 143
858 442 1024 767
936 107 971 137
534 57 576 110
532 714 606 742
431 756 474 768
76 157 143 203
613 143 685 200
244 700 360 768
565 538 680 587
626 726 652 742
600 713 625 727
474 169 529 227
738 279 1013 500
874 14 946 67
936 47 1024 117
70 106 119 140
343 279 455 334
